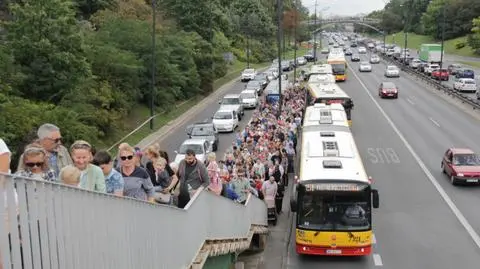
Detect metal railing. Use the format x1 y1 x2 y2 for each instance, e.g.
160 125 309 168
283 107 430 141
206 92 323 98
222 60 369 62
370 45 480 110
0 174 267 269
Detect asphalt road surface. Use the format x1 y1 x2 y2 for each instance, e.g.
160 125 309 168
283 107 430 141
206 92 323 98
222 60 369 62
284 46 480 269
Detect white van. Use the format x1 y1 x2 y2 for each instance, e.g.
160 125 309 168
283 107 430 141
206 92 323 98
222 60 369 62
212 109 238 133
240 89 258 109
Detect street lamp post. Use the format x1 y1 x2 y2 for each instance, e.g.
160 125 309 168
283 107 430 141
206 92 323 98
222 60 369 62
276 0 283 118
150 0 156 130
439 3 446 69
313 0 317 63
293 1 298 81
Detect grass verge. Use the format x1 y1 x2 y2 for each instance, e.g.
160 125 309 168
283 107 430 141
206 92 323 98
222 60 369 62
103 60 270 152
365 32 479 58
459 61 480 69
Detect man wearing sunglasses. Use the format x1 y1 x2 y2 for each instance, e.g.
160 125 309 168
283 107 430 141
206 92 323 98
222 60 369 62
17 123 72 178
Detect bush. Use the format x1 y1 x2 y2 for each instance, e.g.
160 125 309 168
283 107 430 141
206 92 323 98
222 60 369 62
455 40 466 49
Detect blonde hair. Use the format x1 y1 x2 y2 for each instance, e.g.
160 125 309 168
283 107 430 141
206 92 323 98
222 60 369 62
118 143 135 155
145 143 160 158
60 166 81 186
153 157 167 167
207 152 216 161
70 140 92 152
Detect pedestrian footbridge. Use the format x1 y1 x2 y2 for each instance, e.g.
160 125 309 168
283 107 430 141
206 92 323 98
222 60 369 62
0 174 268 269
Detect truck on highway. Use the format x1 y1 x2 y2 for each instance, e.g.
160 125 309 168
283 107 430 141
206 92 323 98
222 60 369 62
419 44 442 64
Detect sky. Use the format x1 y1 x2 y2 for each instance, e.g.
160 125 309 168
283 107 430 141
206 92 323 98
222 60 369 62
301 0 386 17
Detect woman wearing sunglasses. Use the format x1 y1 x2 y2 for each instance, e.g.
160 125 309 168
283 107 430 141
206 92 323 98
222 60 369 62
60 140 106 192
117 143 154 202
15 142 56 181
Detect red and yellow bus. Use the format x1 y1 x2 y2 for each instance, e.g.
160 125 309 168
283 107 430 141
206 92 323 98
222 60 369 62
290 114 379 256
327 54 347 82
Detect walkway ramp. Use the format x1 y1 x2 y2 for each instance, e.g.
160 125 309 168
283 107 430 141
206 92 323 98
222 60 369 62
0 174 268 269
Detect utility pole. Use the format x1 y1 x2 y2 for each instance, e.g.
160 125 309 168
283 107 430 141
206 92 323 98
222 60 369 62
150 0 156 130
293 1 298 82
403 3 408 65
276 0 283 119
439 3 446 69
247 34 250 68
313 0 318 63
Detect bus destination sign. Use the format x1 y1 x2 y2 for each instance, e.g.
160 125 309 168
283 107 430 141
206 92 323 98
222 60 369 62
304 183 365 192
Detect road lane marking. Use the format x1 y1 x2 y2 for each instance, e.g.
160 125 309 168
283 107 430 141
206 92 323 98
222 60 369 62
349 66 480 250
406 97 415 105
373 254 383 266
429 117 441 127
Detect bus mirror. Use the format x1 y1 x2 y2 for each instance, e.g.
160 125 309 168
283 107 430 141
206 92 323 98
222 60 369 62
372 189 379 208
290 199 297 212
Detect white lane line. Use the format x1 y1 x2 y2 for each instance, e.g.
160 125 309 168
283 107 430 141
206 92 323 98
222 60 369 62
373 254 383 266
372 233 377 244
406 97 415 105
349 66 480 250
429 117 441 127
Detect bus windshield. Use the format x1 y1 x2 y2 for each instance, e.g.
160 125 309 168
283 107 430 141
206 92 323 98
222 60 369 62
331 64 346 75
298 190 371 231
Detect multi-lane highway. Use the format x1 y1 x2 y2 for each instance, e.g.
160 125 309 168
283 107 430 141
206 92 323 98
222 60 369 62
285 46 480 269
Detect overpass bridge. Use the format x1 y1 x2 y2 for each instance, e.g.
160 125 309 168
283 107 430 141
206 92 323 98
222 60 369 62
302 17 383 35
0 174 268 269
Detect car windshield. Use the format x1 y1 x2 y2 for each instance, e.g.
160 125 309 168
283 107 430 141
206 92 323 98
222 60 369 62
178 144 204 155
241 92 256 99
453 154 480 166
214 112 233 119
191 126 214 136
221 97 240 105
383 82 396 89
243 69 254 74
361 62 369 65
298 189 371 231
387 66 397 70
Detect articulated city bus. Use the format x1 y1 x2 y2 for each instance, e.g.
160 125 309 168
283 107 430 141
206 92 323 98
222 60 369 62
327 54 347 82
306 83 354 126
290 121 379 256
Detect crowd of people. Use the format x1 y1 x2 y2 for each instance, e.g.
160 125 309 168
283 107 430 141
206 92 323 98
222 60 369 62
0 84 306 211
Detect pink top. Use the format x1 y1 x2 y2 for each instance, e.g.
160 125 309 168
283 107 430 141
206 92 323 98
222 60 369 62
207 161 222 195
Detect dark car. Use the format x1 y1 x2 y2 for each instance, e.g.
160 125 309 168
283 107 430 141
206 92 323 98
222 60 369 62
455 69 475 79
447 63 462 75
378 81 398 99
350 43 358 48
186 122 219 151
441 148 480 185
303 53 316 62
351 54 360 62
417 62 429 73
345 49 353 56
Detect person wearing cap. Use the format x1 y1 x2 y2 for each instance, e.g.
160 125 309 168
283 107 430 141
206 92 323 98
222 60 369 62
60 140 106 192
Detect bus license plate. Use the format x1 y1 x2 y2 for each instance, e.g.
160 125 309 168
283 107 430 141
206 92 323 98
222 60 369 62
326 249 342 254
466 179 478 183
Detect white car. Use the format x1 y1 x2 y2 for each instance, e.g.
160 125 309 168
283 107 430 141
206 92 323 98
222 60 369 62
212 109 238 132
240 90 258 108
453 78 477 93
241 68 256 82
424 64 440 75
410 59 422 69
384 65 400 77
296 57 307 65
358 46 367 54
174 139 212 164
370 55 380 64
359 61 372 72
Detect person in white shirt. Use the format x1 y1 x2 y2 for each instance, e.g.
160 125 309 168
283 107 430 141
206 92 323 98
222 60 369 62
0 138 10 174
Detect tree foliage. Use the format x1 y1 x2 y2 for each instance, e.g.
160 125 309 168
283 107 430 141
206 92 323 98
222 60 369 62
0 0 311 169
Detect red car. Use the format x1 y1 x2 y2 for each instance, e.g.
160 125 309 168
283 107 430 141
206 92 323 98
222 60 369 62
441 148 480 185
378 82 398 99
432 69 449 81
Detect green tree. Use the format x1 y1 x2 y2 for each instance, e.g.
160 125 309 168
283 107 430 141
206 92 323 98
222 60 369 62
72 0 116 19
468 16 480 54
6 0 91 103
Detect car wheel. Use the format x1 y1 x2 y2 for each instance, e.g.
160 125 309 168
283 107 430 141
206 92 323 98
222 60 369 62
450 175 458 185
395 94 398 99
441 162 446 174
213 143 218 152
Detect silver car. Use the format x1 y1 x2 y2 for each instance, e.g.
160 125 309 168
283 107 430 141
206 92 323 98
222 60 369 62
384 65 400 77
359 61 372 72
370 55 380 64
